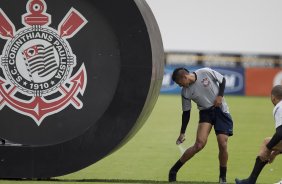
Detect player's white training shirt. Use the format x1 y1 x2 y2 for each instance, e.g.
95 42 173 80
273 100 282 128
182 67 229 113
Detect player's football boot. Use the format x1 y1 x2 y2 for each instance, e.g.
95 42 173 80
235 178 250 184
219 177 227 184
168 171 177 182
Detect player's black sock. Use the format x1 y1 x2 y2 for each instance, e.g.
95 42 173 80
169 160 183 182
247 156 267 183
169 159 183 173
219 166 227 179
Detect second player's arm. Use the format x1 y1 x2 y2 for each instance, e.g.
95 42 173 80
266 125 282 152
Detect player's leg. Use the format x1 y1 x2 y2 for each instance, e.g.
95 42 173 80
214 107 233 184
259 137 273 161
266 140 282 184
261 138 282 163
180 122 212 162
235 138 272 184
246 138 282 183
168 122 212 182
216 133 228 183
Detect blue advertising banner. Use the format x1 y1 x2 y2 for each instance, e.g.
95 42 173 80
161 65 245 95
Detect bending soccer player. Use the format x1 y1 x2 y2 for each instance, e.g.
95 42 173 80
235 85 282 184
169 67 233 184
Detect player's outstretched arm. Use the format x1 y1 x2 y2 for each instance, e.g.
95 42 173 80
176 110 190 145
266 125 282 150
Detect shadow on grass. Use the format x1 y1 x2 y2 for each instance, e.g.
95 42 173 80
0 178 219 184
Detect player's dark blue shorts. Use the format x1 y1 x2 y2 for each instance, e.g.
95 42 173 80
199 106 233 136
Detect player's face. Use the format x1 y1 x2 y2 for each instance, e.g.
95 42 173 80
177 75 189 88
271 94 276 105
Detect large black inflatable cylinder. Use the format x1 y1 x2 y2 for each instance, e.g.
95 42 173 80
0 0 164 178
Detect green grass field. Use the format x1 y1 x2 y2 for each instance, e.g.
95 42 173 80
0 95 281 184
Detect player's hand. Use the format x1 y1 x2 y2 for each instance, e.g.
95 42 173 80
176 133 185 145
260 147 271 162
268 150 280 164
214 96 223 107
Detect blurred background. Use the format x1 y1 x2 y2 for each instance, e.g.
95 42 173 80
147 0 282 54
146 0 282 96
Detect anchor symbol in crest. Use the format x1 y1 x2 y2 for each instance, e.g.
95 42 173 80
0 0 88 125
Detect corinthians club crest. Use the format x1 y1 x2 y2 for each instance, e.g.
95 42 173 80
0 0 87 125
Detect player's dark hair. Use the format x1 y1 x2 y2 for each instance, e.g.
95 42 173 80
172 68 189 82
271 85 282 100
